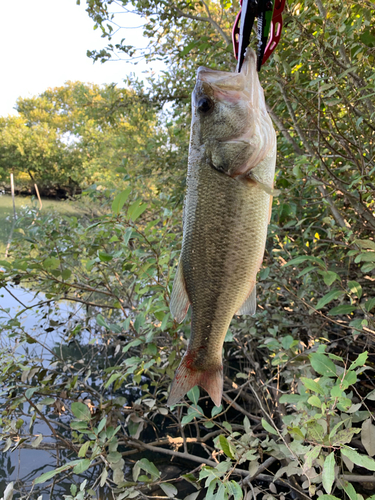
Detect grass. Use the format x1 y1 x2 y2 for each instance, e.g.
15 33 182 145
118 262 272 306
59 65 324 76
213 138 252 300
0 194 80 256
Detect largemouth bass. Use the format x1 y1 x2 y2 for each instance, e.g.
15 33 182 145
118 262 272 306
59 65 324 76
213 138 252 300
168 49 276 407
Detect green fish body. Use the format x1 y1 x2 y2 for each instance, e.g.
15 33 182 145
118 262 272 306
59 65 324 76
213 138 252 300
168 49 276 407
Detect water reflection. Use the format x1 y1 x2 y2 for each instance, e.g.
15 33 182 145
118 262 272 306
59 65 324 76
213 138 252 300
0 286 116 498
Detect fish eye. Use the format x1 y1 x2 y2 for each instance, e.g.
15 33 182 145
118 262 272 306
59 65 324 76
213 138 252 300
197 96 214 114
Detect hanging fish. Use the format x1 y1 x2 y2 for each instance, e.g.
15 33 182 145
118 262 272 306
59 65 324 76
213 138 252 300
168 49 276 407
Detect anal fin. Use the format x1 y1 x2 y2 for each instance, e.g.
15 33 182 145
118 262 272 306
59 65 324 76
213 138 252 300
236 285 257 316
167 355 223 407
170 262 190 323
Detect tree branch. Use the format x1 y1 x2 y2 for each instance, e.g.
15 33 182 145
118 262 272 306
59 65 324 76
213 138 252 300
172 6 230 46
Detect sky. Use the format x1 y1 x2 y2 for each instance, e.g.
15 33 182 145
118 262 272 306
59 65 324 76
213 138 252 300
0 0 159 117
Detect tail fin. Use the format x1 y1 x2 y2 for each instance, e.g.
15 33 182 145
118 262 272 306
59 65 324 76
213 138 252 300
167 356 223 407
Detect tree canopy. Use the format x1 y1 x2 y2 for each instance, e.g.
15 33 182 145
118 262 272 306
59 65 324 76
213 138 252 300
0 81 158 190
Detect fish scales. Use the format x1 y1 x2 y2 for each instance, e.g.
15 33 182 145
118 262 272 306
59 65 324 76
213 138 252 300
182 166 270 366
168 49 276 407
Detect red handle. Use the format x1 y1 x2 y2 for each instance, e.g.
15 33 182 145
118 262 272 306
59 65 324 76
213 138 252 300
262 0 286 64
232 2 242 60
232 0 285 66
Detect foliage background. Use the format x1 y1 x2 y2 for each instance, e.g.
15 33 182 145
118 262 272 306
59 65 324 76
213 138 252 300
1 0 375 499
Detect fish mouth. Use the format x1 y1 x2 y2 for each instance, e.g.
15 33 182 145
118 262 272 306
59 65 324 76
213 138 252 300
197 66 245 92
196 48 257 90
196 49 262 108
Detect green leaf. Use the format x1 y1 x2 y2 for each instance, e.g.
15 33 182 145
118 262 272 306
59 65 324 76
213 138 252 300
350 352 368 371
330 385 343 398
318 496 341 500
73 459 91 474
98 250 113 262
107 451 122 463
342 481 358 500
100 468 108 487
322 451 336 494
361 263 375 273
219 435 235 459
127 199 147 222
211 405 223 418
179 40 198 57
300 377 324 395
133 313 145 333
329 420 346 439
304 445 321 469
187 386 200 405
181 405 204 425
34 460 83 484
160 483 178 498
361 418 375 457
284 256 310 266
31 434 43 448
71 402 91 421
290 427 305 440
183 493 200 500
261 418 278 435
215 482 227 500
308 395 322 408
105 372 121 388
284 255 326 268
279 394 308 404
306 422 325 442
78 440 91 457
331 428 360 446
342 447 375 471
112 187 131 214
355 252 375 263
341 370 357 389
43 257 60 270
316 289 345 310
160 312 170 331
310 353 337 377
281 335 295 350
226 480 243 500
354 239 375 251
34 467 67 485
365 298 375 312
61 268 71 280
347 280 362 299
70 421 89 431
328 304 356 316
320 271 340 286
25 387 38 399
0 259 12 270
96 314 109 329
123 226 133 246
136 458 160 479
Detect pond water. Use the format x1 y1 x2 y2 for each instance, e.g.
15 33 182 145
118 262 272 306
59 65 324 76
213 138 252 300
0 195 104 498
0 195 194 500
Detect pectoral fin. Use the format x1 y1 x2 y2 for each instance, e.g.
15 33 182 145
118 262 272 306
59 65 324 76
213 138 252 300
248 171 280 197
236 285 257 316
170 263 190 323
